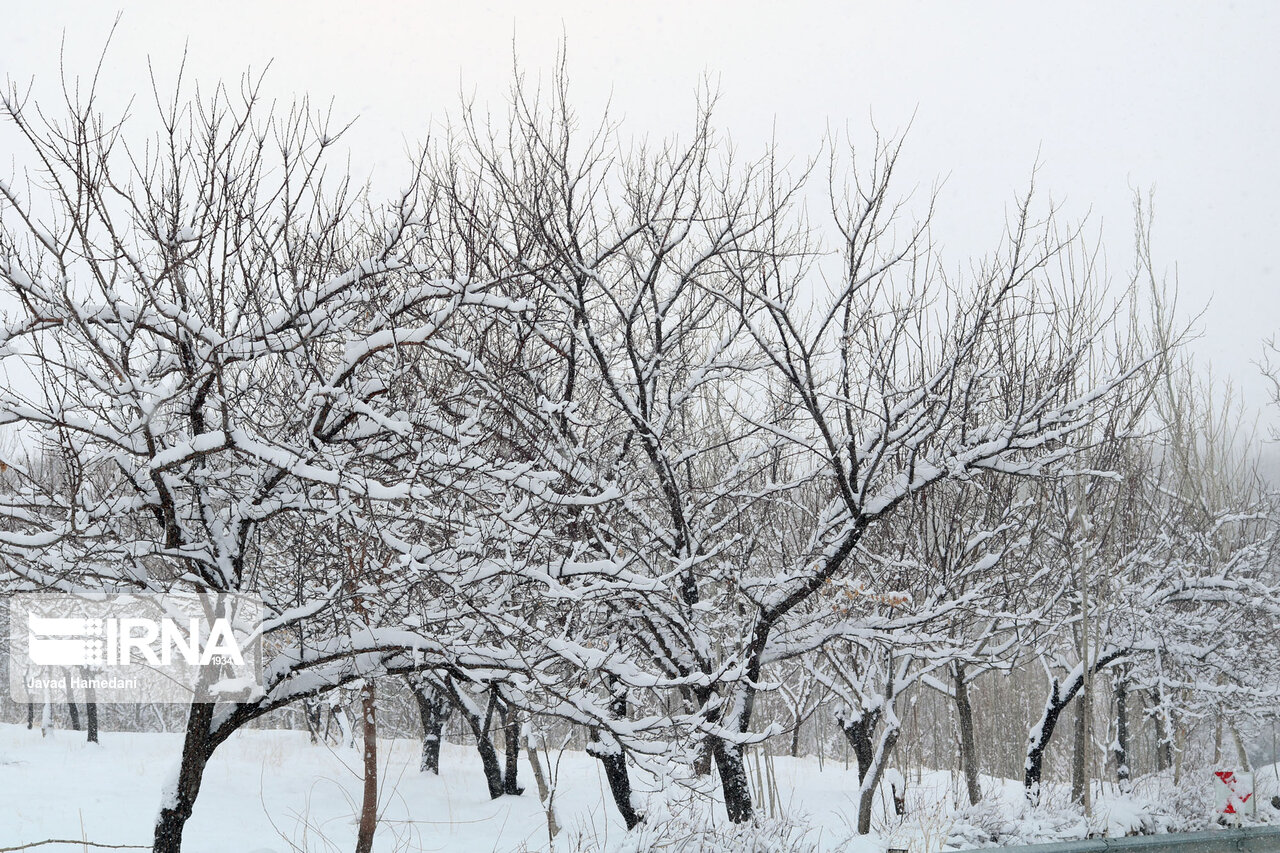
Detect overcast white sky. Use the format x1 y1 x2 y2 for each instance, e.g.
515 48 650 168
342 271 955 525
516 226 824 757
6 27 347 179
3 1 1279 429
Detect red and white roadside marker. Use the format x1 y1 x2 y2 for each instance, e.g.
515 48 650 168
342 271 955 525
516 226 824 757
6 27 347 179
1213 770 1256 821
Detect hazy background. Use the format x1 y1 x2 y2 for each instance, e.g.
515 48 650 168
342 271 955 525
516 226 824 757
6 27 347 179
3 1 1278 438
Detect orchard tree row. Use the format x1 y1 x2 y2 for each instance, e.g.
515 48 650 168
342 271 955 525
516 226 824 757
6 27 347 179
0 65 1276 852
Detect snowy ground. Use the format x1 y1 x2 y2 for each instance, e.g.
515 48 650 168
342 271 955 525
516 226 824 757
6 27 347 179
0 723 1276 852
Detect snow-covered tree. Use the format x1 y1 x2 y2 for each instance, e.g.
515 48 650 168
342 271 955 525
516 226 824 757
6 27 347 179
0 71 571 851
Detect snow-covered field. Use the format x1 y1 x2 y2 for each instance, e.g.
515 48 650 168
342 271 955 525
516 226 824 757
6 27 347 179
1 723 1276 852
0 723 869 852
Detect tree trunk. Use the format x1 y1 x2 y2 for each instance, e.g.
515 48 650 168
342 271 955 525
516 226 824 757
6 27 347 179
1156 731 1172 771
355 682 377 853
153 702 216 853
591 736 643 829
1025 685 1067 804
329 701 354 749
524 730 560 842
855 727 901 835
501 704 523 795
839 708 878 785
85 680 99 745
412 682 450 774
1153 704 1172 772
442 682 505 799
687 687 714 776
588 679 642 828
1026 650 1127 802
66 674 80 731
1151 689 1174 772
693 738 714 776
953 664 982 805
1114 672 1130 790
1070 700 1087 804
474 731 505 798
713 738 753 824
1173 721 1186 785
26 702 33 729
303 698 323 745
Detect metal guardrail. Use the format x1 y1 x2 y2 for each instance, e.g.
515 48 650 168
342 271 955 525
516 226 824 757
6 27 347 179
954 826 1280 852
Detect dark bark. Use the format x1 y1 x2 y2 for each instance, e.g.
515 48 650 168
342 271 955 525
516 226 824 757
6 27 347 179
474 733 505 798
65 675 80 731
707 518 874 823
26 702 33 729
143 664 513 851
588 677 642 829
153 702 216 853
856 728 900 836
303 698 323 745
1070 700 1087 804
355 682 377 853
411 681 450 774
890 776 906 815
683 686 714 776
953 665 981 805
1025 649 1127 802
1158 742 1172 770
500 704 523 795
1114 672 1130 788
713 739 753 824
591 742 643 830
693 738 714 776
1156 733 1172 771
85 680 98 744
839 708 879 784
442 681 505 799
472 714 506 798
840 705 900 835
1024 691 1064 803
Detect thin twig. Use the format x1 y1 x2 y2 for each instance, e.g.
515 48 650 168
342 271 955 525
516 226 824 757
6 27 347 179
0 841 148 852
